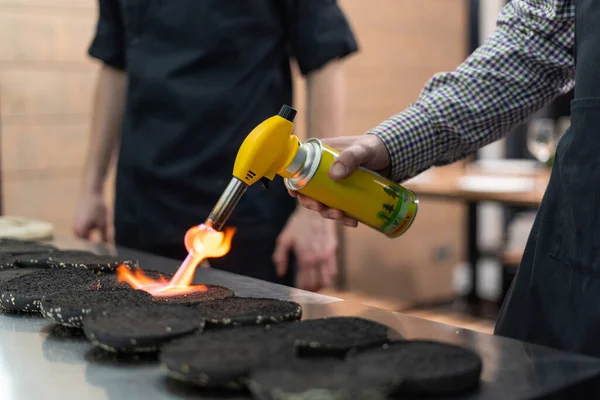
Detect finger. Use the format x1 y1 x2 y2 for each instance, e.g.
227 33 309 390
296 268 309 291
298 266 316 291
320 212 358 227
297 195 327 212
297 252 318 276
321 241 338 286
297 195 323 211
342 216 359 227
72 219 84 238
287 189 298 198
320 258 335 288
296 253 320 291
330 144 371 180
327 243 339 281
100 223 109 242
74 222 92 240
321 209 345 220
318 209 337 221
328 258 338 281
272 234 292 277
72 224 83 238
308 266 323 292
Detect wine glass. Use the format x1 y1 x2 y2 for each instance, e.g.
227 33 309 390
527 119 556 164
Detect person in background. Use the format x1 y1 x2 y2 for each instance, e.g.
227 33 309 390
73 0 358 292
293 0 600 357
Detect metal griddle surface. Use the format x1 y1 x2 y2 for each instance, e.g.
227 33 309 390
0 237 599 400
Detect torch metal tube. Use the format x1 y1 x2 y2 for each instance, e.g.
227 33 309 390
205 177 248 231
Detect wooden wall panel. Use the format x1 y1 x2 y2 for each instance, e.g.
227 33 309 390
340 0 468 137
0 1 97 237
341 68 441 135
3 177 81 222
0 10 96 64
0 69 96 117
343 199 465 302
1 122 88 173
0 0 94 10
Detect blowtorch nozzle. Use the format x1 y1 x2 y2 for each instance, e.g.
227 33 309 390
205 177 248 231
205 105 299 231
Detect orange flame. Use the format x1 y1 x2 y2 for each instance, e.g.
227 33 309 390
116 224 235 297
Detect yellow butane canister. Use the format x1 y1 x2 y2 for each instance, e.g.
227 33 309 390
284 138 419 238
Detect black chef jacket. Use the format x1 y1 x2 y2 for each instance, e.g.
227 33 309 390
87 0 358 281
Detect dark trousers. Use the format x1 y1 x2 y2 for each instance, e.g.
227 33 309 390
114 223 296 287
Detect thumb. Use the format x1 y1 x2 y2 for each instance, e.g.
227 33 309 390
273 232 293 277
329 144 370 180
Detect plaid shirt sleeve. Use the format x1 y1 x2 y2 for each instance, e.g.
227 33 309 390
370 0 575 182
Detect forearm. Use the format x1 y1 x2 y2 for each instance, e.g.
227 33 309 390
305 59 345 139
371 0 575 182
82 64 127 195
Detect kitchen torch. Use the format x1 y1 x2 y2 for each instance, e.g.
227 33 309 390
205 105 418 238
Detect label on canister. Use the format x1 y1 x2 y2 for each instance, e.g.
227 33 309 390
285 138 418 239
375 183 419 238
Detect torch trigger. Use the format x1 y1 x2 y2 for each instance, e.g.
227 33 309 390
259 177 270 189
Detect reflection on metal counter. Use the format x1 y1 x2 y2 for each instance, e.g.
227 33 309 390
206 105 419 238
1 237 599 399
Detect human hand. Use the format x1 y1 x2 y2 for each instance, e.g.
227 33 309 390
288 134 391 227
72 192 108 242
272 207 338 292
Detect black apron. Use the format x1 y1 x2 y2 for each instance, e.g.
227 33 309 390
110 0 300 286
495 0 600 357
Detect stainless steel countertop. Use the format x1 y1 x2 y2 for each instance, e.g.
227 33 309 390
1 237 599 399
